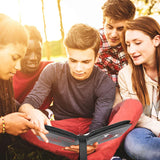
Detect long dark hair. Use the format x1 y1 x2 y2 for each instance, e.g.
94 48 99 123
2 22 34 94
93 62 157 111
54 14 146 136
0 14 28 115
121 16 160 107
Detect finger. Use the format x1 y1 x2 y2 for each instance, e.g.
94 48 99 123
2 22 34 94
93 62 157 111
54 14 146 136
64 147 79 153
26 121 41 131
70 145 79 150
93 142 98 147
38 132 49 143
87 149 95 155
18 112 31 120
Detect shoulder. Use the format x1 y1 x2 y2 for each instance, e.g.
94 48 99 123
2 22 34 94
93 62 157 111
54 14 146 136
119 64 132 76
94 66 116 88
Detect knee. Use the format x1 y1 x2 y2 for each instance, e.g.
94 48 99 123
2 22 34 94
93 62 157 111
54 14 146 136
124 129 144 159
122 99 143 115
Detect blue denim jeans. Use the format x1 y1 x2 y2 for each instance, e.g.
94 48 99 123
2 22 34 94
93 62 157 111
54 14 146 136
124 127 160 160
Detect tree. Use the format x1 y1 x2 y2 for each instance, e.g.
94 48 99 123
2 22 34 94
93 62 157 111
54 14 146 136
133 0 160 16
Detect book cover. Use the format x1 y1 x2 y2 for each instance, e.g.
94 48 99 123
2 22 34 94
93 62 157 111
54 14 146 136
37 120 131 147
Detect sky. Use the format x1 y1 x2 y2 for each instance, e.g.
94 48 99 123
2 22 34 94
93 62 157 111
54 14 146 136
0 0 106 41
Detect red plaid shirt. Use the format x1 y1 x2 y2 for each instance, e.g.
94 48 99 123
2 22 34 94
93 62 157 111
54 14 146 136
95 28 127 85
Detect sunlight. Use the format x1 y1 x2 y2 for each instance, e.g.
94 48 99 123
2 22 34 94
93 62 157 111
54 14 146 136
0 0 106 42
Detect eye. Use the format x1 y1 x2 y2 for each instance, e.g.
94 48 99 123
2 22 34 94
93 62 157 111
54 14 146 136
12 55 19 61
106 25 113 30
70 59 76 63
117 27 124 32
83 60 90 64
135 42 141 45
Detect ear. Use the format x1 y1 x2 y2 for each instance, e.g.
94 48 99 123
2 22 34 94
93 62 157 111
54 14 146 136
153 35 160 47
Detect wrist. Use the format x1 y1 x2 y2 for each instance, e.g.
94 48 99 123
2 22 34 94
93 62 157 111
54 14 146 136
19 103 34 113
0 116 5 134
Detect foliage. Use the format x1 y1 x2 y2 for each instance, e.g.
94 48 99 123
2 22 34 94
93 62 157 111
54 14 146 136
7 137 69 160
133 0 160 16
42 39 66 59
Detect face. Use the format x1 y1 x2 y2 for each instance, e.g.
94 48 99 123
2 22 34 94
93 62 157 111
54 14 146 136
21 40 42 73
104 17 126 47
125 30 157 66
66 48 96 81
0 43 26 80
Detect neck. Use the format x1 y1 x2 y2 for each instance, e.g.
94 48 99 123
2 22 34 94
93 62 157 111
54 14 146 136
143 63 157 81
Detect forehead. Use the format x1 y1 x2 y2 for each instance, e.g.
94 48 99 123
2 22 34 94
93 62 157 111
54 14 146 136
27 39 42 49
125 30 148 41
104 17 126 28
0 43 26 56
67 48 95 61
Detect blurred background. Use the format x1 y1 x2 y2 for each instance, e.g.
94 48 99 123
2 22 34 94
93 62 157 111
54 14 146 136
0 0 160 61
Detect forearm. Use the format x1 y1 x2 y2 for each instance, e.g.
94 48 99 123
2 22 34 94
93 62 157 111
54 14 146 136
137 113 160 136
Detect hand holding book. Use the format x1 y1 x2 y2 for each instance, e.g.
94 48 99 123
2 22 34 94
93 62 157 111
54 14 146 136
64 141 98 155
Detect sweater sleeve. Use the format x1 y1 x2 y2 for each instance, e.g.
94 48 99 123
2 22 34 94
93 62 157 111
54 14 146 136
137 113 160 136
89 76 116 131
22 64 54 108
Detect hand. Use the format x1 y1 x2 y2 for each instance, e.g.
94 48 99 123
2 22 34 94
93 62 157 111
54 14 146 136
19 103 51 143
29 108 51 143
4 112 41 136
64 142 98 155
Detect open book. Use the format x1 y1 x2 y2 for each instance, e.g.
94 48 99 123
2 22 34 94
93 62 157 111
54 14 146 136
37 120 131 160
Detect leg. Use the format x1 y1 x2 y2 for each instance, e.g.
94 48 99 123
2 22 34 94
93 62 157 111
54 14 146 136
124 127 160 160
21 118 91 160
88 99 143 160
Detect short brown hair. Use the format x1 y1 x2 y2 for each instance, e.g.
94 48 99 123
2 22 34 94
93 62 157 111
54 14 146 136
64 23 100 58
102 0 136 21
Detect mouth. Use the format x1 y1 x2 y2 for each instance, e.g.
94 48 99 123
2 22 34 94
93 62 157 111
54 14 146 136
110 38 119 43
10 72 16 77
74 72 85 77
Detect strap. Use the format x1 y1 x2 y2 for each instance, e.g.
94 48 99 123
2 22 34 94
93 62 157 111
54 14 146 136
79 136 87 160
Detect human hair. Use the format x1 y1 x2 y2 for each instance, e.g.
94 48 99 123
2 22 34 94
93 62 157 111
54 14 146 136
102 0 135 21
24 25 42 43
121 16 160 107
0 14 28 116
64 23 100 58
0 14 28 46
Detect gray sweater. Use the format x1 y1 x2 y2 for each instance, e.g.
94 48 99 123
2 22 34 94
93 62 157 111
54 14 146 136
23 61 116 131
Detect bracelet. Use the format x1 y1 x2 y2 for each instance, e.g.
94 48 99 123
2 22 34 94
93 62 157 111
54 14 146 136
1 116 5 134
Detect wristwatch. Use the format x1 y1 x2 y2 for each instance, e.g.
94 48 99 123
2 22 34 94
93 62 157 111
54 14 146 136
44 109 55 120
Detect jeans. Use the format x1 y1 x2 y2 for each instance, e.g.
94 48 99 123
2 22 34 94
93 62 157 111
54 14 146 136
124 127 160 160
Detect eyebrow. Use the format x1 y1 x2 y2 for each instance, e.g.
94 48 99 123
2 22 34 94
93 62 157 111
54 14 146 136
69 58 92 62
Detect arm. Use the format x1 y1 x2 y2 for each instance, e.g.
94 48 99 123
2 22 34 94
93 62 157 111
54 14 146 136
137 113 160 136
90 77 116 131
118 68 132 100
112 87 122 108
118 66 160 136
19 64 54 142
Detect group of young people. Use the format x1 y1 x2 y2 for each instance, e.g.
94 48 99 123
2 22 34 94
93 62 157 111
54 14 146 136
0 0 160 160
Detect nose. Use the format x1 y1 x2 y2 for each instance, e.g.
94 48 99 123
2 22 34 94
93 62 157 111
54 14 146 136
15 60 21 71
111 29 118 37
75 62 83 72
128 44 136 55
29 52 38 60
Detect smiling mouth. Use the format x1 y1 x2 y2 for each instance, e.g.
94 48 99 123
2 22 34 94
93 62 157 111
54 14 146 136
74 72 84 77
132 55 140 59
